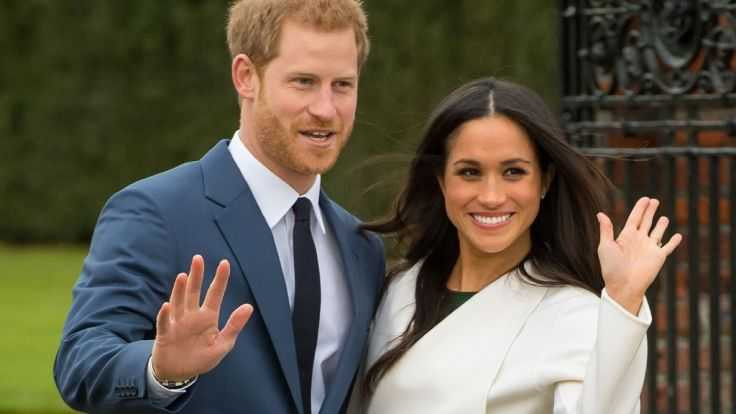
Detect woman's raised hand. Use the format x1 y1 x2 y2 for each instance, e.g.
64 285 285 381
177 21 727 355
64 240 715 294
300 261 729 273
596 197 682 314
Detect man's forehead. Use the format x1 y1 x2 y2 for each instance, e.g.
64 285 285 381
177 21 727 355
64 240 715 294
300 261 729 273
264 21 359 76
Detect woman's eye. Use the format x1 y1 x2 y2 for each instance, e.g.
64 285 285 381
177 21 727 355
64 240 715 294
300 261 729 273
504 167 527 176
457 168 479 177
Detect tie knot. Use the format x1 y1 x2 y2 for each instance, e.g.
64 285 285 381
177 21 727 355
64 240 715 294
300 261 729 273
293 198 312 222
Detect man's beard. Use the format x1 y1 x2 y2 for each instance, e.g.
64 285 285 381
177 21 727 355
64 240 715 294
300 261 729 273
253 104 344 177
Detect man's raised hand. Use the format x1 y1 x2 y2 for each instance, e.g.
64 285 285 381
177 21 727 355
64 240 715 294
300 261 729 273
151 255 253 381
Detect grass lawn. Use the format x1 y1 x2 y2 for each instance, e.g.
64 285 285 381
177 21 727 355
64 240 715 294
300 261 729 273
0 244 85 414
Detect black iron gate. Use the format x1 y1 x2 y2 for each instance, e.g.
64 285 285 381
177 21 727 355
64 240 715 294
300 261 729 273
559 1 736 413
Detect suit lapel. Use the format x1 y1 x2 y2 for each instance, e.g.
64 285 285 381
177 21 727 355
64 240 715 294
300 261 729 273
318 195 370 414
369 264 548 413
201 141 302 411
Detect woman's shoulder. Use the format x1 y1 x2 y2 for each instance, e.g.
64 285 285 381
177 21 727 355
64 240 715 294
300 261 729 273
521 262 600 310
527 283 601 346
541 284 599 308
384 260 422 293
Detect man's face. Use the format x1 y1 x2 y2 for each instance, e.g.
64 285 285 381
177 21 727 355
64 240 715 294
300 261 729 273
246 20 359 191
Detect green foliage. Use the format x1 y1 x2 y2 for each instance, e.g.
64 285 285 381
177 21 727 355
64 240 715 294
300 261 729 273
0 1 559 242
0 244 85 413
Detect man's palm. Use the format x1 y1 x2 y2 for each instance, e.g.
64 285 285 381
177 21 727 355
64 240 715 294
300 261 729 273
151 255 253 381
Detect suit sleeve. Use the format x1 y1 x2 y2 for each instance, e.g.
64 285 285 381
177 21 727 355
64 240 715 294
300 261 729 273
53 187 193 413
552 289 651 414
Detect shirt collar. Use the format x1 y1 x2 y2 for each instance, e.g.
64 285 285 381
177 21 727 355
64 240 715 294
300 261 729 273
228 131 326 233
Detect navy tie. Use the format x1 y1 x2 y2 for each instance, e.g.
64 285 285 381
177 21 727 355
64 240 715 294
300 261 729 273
292 198 321 414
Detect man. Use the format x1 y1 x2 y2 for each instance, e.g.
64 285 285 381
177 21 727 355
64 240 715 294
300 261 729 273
53 1 385 413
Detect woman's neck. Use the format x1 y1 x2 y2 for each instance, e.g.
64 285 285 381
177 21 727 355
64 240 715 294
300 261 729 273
447 237 530 292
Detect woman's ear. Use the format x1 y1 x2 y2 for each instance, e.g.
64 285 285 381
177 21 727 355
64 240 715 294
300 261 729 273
436 173 446 196
542 164 556 198
232 53 259 101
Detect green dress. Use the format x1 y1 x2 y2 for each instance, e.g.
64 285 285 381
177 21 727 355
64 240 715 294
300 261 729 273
440 288 476 320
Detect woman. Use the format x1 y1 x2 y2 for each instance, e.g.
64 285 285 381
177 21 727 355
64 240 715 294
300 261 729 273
352 78 681 413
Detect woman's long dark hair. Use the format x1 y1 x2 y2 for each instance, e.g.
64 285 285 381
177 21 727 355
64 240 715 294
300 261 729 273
361 77 615 393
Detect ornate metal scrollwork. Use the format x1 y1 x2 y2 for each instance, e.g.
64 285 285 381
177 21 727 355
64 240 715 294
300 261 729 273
562 0 736 143
581 0 733 96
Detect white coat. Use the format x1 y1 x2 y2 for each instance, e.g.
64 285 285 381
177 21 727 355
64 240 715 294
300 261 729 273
352 262 651 414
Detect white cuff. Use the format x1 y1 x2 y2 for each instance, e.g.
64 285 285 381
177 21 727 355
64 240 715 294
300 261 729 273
601 288 652 326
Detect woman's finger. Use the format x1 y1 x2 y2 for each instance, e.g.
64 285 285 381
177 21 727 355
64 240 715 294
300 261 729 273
597 212 614 246
660 233 683 255
639 198 659 234
648 216 670 244
623 197 650 231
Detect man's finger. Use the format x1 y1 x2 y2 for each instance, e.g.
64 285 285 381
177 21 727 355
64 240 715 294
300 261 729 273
203 260 231 312
170 273 188 321
623 197 650 231
639 198 659 234
597 212 614 246
156 302 171 336
186 255 205 311
220 304 254 346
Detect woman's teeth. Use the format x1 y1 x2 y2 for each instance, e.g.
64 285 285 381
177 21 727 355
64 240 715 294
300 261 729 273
472 214 511 225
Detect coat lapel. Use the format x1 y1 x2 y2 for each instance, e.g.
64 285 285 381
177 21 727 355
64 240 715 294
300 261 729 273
201 140 302 411
368 264 548 413
318 195 372 414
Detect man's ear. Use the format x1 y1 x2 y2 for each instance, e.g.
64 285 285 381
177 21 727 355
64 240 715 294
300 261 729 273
232 54 259 101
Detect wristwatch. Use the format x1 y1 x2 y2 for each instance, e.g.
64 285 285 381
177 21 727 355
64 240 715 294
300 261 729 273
156 375 195 389
149 358 197 389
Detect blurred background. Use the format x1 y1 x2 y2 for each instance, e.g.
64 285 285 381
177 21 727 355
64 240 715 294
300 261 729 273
7 1 736 413
0 1 558 413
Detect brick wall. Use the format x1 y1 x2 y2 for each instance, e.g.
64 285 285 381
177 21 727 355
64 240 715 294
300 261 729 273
600 132 734 413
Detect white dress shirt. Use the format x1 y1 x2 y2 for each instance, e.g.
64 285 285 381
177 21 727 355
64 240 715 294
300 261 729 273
148 132 353 413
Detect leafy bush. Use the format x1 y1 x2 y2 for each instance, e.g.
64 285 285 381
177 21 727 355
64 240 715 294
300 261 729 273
0 0 558 242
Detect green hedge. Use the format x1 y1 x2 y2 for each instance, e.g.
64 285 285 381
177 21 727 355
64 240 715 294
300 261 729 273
0 0 558 242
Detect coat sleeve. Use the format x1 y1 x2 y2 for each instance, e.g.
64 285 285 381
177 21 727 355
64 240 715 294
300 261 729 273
53 187 194 413
552 288 651 414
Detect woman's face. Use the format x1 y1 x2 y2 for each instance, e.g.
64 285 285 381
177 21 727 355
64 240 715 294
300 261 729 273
439 114 547 260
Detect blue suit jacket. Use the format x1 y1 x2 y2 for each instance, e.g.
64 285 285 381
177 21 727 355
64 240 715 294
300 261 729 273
54 140 385 414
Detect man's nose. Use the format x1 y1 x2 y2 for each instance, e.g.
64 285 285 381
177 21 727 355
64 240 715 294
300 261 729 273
307 87 337 121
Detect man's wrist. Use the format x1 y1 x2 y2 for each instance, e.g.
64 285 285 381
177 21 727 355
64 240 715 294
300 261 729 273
148 357 197 390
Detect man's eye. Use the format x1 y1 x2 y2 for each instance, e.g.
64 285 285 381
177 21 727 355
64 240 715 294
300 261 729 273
294 78 314 86
334 80 354 90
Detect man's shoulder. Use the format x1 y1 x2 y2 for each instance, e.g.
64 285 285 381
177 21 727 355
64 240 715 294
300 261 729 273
127 160 202 195
120 140 231 199
108 161 203 211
